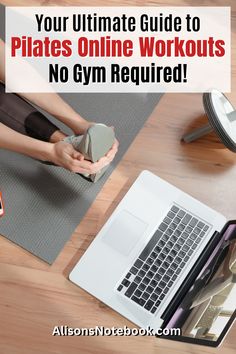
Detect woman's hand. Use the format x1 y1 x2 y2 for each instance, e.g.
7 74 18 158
49 141 116 174
105 138 119 162
72 118 95 135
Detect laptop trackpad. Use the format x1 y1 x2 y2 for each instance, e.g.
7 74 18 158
102 210 148 256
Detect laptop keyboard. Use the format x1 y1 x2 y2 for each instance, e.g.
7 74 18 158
117 205 210 315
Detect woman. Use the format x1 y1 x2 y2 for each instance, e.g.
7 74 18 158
0 39 118 175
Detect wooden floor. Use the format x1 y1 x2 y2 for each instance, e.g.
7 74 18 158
1 1 236 353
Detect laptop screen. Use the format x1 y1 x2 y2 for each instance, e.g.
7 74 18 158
165 222 236 346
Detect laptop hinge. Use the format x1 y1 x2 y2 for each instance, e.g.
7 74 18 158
161 230 222 326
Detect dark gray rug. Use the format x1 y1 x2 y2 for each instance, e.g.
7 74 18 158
0 4 162 263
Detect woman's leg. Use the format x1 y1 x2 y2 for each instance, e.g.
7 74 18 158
0 82 66 143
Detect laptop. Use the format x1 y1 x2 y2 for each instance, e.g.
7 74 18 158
69 170 236 347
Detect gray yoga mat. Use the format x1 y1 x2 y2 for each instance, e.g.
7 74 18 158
0 5 162 263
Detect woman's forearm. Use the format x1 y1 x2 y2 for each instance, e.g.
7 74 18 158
0 123 52 161
20 91 88 133
0 39 87 134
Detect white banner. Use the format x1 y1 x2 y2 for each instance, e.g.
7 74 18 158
5 7 231 93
